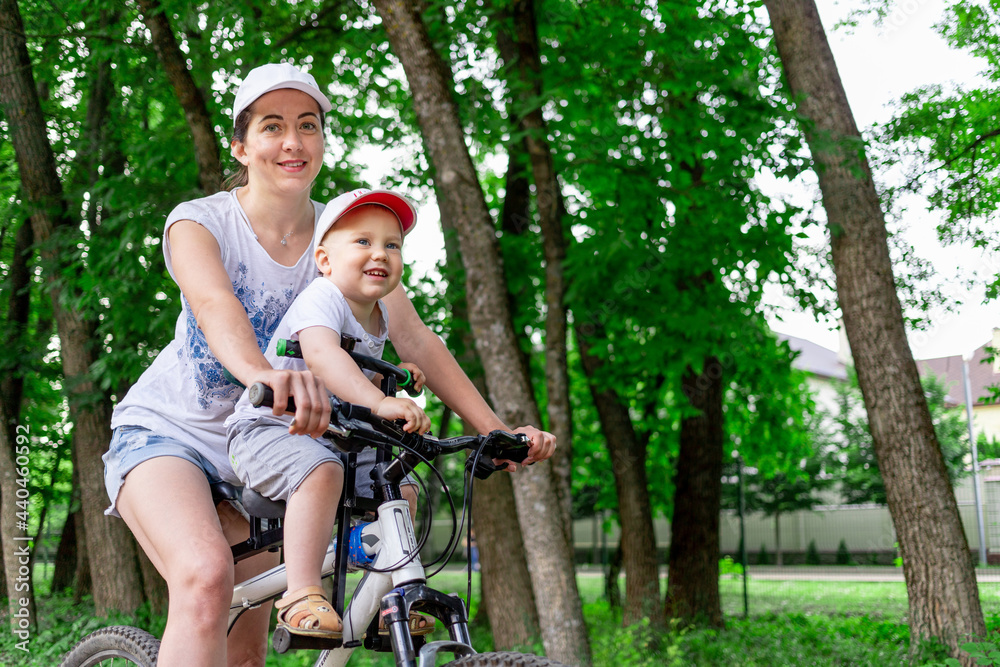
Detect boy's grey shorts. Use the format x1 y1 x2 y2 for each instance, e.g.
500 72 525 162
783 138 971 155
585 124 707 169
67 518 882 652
227 416 417 504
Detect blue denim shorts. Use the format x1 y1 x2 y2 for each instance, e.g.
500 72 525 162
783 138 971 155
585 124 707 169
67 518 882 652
103 425 225 518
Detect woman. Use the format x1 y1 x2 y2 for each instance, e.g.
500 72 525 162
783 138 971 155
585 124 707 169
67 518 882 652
104 63 555 667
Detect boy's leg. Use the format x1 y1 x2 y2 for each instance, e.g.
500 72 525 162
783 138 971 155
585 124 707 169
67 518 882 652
401 482 418 520
283 461 344 591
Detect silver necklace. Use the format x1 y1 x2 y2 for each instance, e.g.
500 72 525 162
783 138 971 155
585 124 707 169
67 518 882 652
233 191 299 247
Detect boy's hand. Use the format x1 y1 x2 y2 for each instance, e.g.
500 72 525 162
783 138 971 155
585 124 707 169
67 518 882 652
376 396 430 434
398 362 425 393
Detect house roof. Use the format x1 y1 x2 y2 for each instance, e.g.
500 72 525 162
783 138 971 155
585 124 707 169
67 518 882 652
917 338 998 406
776 333 847 381
773 329 1000 405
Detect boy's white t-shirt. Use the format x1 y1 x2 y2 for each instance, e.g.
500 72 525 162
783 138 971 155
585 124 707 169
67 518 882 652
227 277 388 429
111 189 322 481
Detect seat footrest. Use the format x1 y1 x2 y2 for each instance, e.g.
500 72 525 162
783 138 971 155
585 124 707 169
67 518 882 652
272 627 344 653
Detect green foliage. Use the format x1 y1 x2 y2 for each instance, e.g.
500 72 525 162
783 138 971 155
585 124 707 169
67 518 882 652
825 369 971 506
925 641 1000 667
592 617 686 667
978 432 1000 461
836 539 854 566
757 543 770 566
681 614 918 666
874 0 1000 297
719 556 744 579
806 540 820 565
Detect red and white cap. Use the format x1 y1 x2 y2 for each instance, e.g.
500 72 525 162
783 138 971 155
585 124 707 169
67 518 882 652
313 189 418 255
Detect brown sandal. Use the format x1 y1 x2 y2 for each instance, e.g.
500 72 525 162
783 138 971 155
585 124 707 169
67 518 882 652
275 585 343 638
378 610 435 637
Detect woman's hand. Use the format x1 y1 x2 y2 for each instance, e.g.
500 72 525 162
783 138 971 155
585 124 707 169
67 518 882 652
494 425 556 472
253 368 331 438
516 426 557 465
398 362 425 393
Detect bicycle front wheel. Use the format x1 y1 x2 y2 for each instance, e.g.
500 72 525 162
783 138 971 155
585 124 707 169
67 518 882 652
444 652 570 667
59 625 160 667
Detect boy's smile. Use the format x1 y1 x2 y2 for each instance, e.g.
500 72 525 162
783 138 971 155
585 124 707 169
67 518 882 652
316 205 404 328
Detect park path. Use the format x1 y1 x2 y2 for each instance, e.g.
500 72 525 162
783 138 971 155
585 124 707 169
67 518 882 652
737 565 1000 583
572 564 1000 583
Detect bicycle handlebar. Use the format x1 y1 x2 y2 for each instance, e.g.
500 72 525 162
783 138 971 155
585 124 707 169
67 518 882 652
247 382 531 470
275 338 421 397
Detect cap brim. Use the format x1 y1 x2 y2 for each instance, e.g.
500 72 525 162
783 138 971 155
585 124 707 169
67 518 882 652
345 191 417 235
258 81 333 113
313 190 418 256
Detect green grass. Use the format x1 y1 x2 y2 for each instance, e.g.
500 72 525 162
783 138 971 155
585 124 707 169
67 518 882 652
4 571 998 666
720 579 912 620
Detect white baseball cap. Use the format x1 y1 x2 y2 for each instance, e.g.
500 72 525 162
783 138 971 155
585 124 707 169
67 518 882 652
314 189 418 255
232 63 333 126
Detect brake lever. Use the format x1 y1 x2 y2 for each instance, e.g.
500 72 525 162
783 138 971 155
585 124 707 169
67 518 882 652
465 455 508 480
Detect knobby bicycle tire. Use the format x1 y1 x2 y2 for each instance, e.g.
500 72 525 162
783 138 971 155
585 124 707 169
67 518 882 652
444 651 571 667
59 625 160 667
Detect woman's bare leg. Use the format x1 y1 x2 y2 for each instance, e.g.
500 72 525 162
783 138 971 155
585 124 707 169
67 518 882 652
117 457 234 667
218 501 279 667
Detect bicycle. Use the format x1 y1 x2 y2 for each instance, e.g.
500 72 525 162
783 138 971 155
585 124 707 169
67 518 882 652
61 345 568 667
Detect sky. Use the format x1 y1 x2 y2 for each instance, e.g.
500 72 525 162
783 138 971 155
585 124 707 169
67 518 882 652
357 0 998 362
766 0 998 360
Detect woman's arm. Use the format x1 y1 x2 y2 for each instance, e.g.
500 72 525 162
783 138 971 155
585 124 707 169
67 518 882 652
383 285 555 465
168 220 330 436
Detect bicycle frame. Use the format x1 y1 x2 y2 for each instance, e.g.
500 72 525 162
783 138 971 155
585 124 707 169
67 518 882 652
227 482 475 667
222 364 527 667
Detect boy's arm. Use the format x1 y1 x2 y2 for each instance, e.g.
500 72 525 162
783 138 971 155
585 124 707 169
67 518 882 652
298 325 430 433
297 325 391 407
382 286 556 465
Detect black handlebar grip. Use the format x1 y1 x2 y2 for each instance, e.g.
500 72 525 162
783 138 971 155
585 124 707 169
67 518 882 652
248 382 297 413
489 431 532 463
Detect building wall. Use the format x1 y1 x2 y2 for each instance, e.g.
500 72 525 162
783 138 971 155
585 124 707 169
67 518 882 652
560 474 1000 559
974 403 1000 443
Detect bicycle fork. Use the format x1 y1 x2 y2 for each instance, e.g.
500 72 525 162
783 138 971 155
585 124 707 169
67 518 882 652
314 498 476 667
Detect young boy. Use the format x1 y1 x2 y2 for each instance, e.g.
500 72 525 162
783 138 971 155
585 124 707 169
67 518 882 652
226 188 432 639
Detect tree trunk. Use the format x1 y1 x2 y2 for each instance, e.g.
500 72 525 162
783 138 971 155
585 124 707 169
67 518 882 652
578 327 663 627
0 0 144 615
440 189 541 647
764 0 986 657
1 219 34 629
774 513 783 567
496 0 574 544
664 358 723 627
136 0 222 194
372 2 590 663
0 531 5 600
138 546 168 616
605 545 623 610
50 507 78 594
69 455 92 603
472 473 543 647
